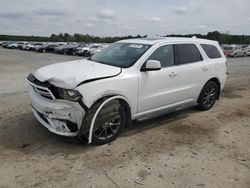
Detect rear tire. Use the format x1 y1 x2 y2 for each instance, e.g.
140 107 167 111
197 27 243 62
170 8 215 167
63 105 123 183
197 81 219 111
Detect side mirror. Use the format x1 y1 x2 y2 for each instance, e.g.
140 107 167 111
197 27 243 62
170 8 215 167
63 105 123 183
141 60 161 72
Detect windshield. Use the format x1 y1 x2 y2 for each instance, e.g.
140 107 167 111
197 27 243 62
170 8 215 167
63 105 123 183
90 42 151 68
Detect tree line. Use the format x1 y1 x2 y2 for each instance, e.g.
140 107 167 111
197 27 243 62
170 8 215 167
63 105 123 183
0 31 250 44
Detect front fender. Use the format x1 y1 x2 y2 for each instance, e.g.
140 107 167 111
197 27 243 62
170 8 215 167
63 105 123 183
83 90 130 109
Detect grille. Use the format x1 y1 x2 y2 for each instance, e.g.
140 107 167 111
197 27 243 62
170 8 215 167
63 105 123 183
27 74 55 100
32 85 55 100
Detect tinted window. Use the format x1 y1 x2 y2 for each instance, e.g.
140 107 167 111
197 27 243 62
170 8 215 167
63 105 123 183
201 44 222 59
176 44 203 65
148 45 174 68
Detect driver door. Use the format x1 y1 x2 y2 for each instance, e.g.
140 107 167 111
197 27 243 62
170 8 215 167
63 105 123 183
138 45 181 113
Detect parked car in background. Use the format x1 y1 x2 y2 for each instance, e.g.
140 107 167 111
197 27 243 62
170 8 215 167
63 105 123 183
2 41 13 48
0 41 4 46
27 37 227 144
75 44 88 56
223 45 245 57
71 43 86 55
7 41 27 49
24 42 46 51
54 44 66 54
54 44 78 55
75 44 90 56
89 44 107 56
76 44 104 56
246 47 250 56
36 43 59 53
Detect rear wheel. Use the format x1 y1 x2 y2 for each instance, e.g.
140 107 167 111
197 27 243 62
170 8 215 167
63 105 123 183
197 81 219 111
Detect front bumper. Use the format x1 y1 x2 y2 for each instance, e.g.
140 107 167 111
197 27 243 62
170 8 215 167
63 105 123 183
30 87 85 137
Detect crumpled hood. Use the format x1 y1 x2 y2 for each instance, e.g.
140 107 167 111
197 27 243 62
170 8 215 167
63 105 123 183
34 59 121 89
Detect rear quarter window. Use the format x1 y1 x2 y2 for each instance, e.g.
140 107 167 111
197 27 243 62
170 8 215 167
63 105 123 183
175 44 203 65
201 44 222 59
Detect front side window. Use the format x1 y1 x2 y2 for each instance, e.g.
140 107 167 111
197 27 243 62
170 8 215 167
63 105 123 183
175 44 203 65
201 44 222 59
148 45 174 68
91 43 151 68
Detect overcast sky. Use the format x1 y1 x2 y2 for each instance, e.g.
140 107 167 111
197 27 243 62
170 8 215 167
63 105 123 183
0 0 249 37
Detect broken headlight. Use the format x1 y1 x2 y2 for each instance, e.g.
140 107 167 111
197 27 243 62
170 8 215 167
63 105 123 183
56 88 82 102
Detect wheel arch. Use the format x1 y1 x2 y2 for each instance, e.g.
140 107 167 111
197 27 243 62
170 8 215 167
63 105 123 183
86 95 132 143
204 77 221 100
88 94 132 126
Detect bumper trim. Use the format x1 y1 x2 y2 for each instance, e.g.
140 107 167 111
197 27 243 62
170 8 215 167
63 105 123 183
32 108 78 137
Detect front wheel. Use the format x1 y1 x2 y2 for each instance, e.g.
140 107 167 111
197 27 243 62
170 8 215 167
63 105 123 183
197 81 219 111
79 100 126 145
83 51 89 57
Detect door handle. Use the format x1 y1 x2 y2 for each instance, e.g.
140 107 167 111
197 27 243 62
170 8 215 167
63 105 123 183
202 67 209 71
169 71 178 77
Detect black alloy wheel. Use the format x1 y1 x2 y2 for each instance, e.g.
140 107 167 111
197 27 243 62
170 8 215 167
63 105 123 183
197 81 219 111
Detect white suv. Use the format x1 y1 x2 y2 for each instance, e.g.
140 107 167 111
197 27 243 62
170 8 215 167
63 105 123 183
27 38 227 144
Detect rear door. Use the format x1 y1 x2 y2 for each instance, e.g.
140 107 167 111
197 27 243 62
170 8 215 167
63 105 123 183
174 43 210 101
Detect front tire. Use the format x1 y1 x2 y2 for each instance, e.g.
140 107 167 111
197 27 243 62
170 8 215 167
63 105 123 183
83 51 89 57
78 100 126 145
197 81 219 111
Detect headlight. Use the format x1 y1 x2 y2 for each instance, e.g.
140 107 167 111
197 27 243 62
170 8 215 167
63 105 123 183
56 88 82 102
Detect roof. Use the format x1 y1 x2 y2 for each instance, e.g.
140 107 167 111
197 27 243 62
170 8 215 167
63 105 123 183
119 37 218 45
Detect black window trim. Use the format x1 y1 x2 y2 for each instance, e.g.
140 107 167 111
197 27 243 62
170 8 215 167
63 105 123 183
143 44 177 70
174 43 204 66
200 43 222 59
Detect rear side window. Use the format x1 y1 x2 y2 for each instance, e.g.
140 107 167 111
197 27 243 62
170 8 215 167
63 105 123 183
175 44 203 65
201 44 222 59
148 45 174 68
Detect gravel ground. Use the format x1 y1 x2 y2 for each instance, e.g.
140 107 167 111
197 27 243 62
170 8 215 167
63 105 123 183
0 48 249 188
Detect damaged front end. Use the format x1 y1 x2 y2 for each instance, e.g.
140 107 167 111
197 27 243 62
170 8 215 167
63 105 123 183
27 74 86 137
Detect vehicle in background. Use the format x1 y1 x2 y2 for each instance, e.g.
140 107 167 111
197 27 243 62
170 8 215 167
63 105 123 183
71 43 86 55
246 47 250 56
27 37 227 144
2 41 14 48
54 44 78 55
89 44 108 56
223 45 245 57
241 45 250 56
7 42 27 49
75 44 88 56
36 43 59 53
75 44 90 56
62 44 81 55
76 44 104 56
24 42 46 51
54 44 67 54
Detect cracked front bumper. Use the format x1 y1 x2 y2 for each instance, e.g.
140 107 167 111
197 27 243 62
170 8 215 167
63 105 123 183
30 87 85 137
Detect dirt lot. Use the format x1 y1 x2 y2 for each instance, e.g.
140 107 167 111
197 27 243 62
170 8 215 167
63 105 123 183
0 48 249 188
